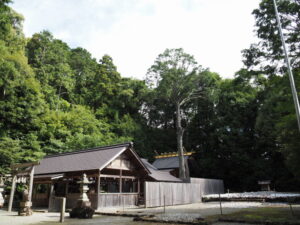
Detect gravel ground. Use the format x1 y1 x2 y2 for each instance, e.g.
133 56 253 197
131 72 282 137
0 210 60 225
0 210 181 225
1 202 291 225
117 201 263 216
96 201 266 222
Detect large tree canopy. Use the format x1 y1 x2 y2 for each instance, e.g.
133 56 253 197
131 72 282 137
146 48 214 180
242 0 300 181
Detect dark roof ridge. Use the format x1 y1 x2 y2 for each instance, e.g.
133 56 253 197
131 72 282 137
44 142 133 159
141 158 158 171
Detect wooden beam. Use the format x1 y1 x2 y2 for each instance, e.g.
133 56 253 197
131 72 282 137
11 162 39 169
100 174 137 179
8 175 17 212
28 166 35 202
32 181 52 184
154 151 195 159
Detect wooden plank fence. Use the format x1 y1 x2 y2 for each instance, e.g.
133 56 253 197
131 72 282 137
97 193 138 208
190 178 224 195
145 178 224 208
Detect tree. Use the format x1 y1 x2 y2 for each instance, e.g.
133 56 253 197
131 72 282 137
0 0 25 52
146 48 205 180
68 47 98 105
242 0 300 182
255 71 300 184
0 1 46 174
26 31 74 108
243 0 300 74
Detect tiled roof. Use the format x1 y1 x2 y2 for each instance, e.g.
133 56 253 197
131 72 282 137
34 143 132 175
152 156 189 169
141 159 182 182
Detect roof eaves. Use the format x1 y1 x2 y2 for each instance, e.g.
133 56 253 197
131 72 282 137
45 142 132 159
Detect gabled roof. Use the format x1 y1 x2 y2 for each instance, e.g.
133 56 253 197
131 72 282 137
152 156 189 170
141 159 182 182
35 143 149 175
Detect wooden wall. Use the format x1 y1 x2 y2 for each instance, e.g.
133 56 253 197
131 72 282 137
97 193 138 208
32 193 49 207
145 178 224 208
190 178 224 195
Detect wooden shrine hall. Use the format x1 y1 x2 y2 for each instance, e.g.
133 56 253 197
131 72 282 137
28 142 180 211
152 151 200 178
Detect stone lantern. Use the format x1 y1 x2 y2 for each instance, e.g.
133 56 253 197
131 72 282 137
77 173 92 207
70 173 94 219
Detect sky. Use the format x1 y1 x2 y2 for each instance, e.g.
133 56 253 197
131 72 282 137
11 0 261 80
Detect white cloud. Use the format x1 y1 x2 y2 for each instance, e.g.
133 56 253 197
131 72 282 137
11 0 261 79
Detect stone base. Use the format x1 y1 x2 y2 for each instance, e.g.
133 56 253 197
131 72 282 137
69 200 94 219
18 201 33 216
69 206 94 219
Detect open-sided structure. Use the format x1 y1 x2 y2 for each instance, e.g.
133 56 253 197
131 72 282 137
31 143 180 211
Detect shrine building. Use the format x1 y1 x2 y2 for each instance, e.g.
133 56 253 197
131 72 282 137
31 142 180 211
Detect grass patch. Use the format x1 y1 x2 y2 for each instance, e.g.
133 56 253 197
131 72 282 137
206 206 300 223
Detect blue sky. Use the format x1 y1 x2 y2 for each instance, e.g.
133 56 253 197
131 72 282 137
11 0 261 79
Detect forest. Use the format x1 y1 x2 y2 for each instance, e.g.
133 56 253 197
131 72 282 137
0 0 299 191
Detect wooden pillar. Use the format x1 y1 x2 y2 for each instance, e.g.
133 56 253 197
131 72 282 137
48 183 54 211
97 170 101 209
97 171 101 194
28 166 35 202
8 175 17 212
137 178 140 193
119 169 122 193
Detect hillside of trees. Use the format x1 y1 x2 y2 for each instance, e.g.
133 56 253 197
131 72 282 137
0 0 299 191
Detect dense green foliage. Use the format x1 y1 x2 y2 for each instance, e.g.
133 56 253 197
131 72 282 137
0 0 299 191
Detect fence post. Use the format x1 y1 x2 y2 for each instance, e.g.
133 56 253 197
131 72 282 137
60 197 66 223
219 193 223 215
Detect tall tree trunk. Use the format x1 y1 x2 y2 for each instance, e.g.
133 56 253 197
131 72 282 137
176 102 186 180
